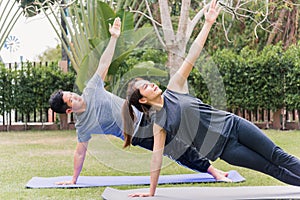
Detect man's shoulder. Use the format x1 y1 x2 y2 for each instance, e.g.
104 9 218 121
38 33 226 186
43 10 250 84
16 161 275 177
75 114 98 134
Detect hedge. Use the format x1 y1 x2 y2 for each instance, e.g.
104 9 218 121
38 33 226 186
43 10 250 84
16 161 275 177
189 43 300 113
0 42 299 124
0 62 76 123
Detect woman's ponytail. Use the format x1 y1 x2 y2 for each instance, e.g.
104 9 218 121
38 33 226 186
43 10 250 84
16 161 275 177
122 78 152 148
122 100 134 148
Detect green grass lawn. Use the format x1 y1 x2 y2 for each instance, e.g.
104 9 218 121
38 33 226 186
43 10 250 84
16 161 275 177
0 129 300 199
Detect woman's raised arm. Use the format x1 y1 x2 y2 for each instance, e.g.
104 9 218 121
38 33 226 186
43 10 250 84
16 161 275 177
167 0 221 93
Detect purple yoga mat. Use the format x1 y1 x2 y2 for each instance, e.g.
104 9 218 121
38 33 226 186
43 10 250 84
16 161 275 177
25 170 245 189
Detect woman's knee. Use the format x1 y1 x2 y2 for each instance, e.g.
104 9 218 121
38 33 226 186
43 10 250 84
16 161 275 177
272 146 300 169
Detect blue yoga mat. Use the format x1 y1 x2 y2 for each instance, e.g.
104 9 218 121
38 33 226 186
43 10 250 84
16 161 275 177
25 170 245 189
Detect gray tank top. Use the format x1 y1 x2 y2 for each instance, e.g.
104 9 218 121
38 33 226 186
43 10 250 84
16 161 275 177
155 89 237 161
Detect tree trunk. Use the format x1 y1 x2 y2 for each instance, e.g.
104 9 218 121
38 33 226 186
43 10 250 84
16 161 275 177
297 110 300 130
159 0 189 78
59 113 69 130
267 3 298 48
267 8 287 45
284 5 298 48
167 50 185 76
272 109 282 130
59 0 69 130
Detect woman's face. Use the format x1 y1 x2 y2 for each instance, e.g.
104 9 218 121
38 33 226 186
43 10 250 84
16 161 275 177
134 80 162 102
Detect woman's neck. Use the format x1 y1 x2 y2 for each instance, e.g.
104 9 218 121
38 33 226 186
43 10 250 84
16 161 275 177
150 95 164 111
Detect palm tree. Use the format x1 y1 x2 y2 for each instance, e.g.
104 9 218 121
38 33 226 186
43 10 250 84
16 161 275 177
0 0 58 51
0 0 23 51
37 0 165 91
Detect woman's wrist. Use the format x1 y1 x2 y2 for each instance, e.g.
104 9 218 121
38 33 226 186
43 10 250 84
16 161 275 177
204 20 215 26
110 36 119 40
72 177 77 184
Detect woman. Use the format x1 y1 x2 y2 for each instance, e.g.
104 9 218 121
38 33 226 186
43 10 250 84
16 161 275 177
122 0 300 197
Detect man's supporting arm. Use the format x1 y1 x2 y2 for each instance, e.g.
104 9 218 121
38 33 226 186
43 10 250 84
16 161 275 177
56 141 88 185
71 142 88 184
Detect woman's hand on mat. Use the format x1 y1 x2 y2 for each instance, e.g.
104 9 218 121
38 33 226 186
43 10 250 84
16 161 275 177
215 169 232 182
55 180 76 185
128 193 153 197
207 166 233 182
217 176 233 182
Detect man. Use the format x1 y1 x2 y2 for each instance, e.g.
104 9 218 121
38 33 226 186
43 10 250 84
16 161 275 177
49 17 230 185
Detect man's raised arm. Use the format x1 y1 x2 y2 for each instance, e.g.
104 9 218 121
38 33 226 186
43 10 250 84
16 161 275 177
96 17 121 80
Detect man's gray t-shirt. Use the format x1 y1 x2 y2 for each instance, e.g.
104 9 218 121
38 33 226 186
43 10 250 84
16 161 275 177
75 74 124 142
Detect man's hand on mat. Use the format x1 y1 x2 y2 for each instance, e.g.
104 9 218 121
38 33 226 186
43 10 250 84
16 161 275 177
128 193 153 197
55 180 75 185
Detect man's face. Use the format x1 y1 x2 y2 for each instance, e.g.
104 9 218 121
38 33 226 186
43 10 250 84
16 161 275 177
62 91 84 113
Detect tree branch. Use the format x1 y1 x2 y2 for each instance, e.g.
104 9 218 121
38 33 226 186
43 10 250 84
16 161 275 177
282 0 300 6
176 0 190 46
143 0 166 48
186 3 209 40
219 0 272 41
128 0 166 49
158 0 175 46
128 6 162 27
254 0 269 39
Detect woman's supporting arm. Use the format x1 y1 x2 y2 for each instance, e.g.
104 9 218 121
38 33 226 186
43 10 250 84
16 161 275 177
128 124 166 197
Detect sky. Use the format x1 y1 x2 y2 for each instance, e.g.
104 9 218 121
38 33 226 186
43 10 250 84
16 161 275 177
0 1 59 63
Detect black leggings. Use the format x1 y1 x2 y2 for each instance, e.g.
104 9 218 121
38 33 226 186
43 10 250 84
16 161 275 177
220 117 300 186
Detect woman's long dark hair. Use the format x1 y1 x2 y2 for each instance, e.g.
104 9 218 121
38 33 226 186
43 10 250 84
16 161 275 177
122 78 151 148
